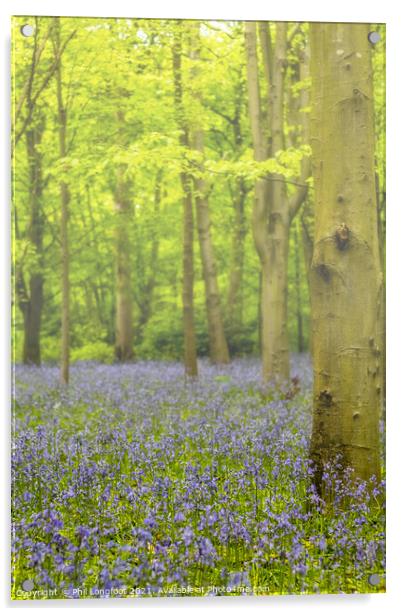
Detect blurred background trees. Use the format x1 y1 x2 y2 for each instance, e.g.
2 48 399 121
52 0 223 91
12 18 385 376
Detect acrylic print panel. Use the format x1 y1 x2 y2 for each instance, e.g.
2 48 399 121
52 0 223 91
11 16 385 599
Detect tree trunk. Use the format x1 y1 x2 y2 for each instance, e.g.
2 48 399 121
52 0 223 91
20 122 44 364
226 178 247 344
245 22 289 381
182 178 198 376
193 133 230 364
300 199 314 355
294 223 304 353
261 226 290 378
262 22 292 380
301 198 314 295
54 18 70 385
114 123 134 361
86 186 109 334
309 23 382 494
226 88 248 347
137 169 162 342
375 171 386 422
21 275 43 365
172 22 198 377
246 21 305 382
190 26 229 365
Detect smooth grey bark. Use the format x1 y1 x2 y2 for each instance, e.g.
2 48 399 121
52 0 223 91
309 23 382 494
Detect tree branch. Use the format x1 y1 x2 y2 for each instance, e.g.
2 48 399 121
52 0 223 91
205 103 235 126
289 156 311 220
15 19 53 123
14 28 77 147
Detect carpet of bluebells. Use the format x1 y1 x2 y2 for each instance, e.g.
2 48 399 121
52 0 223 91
11 355 385 599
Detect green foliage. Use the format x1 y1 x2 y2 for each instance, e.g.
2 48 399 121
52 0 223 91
11 17 385 363
40 336 61 363
136 312 185 360
71 342 115 364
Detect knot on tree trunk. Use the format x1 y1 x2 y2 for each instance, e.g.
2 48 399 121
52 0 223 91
335 223 350 250
318 389 333 407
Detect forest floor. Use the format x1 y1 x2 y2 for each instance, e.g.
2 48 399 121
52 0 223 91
11 355 385 599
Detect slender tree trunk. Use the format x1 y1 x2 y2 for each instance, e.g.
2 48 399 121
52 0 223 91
226 179 247 343
20 122 44 364
244 21 268 367
294 223 304 353
300 200 314 354
260 226 290 378
257 270 262 354
190 26 229 365
263 23 291 379
172 22 198 376
246 22 310 381
86 186 107 338
193 134 230 364
54 18 70 385
309 23 382 494
194 188 230 364
182 178 198 376
137 170 162 341
114 119 134 361
86 186 109 333
287 44 312 355
226 91 248 346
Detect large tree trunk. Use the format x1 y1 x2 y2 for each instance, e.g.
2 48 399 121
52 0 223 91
54 18 70 385
114 124 134 361
375 171 386 422
309 23 382 494
172 22 198 377
20 122 44 364
301 198 314 294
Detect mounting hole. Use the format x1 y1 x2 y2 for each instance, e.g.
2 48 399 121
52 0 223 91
22 579 35 591
368 573 381 586
368 31 381 44
20 24 34 37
